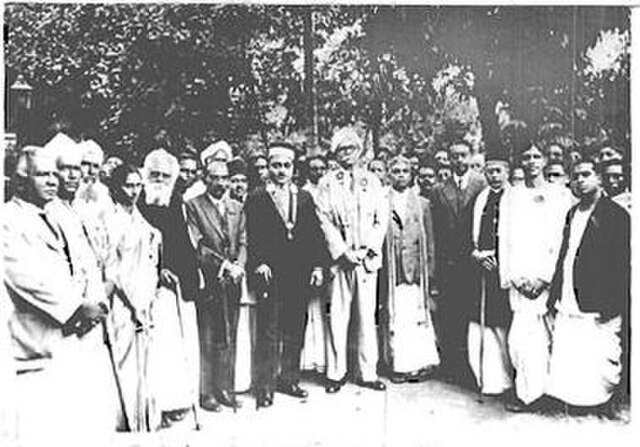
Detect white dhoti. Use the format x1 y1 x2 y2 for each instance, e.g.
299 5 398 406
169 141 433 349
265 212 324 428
508 306 552 405
16 335 117 447
301 293 328 372
467 322 513 395
389 284 439 374
148 287 194 413
547 313 621 406
326 266 379 382
234 303 255 393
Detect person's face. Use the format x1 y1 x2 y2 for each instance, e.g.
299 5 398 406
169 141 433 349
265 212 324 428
572 162 601 199
253 158 269 183
389 161 412 191
335 145 358 170
435 151 449 165
545 165 567 185
409 157 419 173
269 154 294 186
437 167 452 183
546 145 564 164
29 156 59 207
308 159 327 184
470 155 485 173
205 163 230 199
603 164 625 196
417 166 436 190
56 154 83 199
81 154 102 182
598 146 622 163
449 144 471 175
368 160 387 183
179 158 198 188
484 162 509 190
520 145 546 180
327 159 340 171
569 151 582 165
230 173 248 199
511 168 525 186
148 165 173 186
119 172 143 207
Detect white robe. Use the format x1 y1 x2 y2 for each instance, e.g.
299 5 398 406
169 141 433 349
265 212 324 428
498 183 571 404
546 205 622 406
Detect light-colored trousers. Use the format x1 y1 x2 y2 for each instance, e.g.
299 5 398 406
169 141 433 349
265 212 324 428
326 266 379 382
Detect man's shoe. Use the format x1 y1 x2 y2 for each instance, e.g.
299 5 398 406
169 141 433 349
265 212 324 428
217 390 242 409
256 389 273 409
357 379 386 391
200 396 222 412
325 379 342 394
277 382 309 398
505 399 531 413
390 374 408 384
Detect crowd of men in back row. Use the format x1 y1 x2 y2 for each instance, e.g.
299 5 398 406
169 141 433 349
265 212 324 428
0 126 631 445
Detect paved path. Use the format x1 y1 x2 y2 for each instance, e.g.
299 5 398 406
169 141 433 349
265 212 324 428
116 377 633 447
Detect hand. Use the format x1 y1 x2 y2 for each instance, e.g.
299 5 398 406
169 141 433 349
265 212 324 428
528 278 549 299
339 250 361 268
226 263 245 284
65 302 108 337
255 264 272 284
472 250 497 271
160 268 178 288
310 268 324 287
426 296 437 312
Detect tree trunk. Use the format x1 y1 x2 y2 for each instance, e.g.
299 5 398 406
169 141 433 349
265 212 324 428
302 7 317 153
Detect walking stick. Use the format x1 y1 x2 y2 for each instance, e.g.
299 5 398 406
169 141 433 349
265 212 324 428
477 272 487 404
102 320 131 431
220 278 239 414
172 277 202 431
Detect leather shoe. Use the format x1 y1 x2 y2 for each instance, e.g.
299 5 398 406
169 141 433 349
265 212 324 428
256 389 273 409
357 379 386 391
217 390 242 409
390 374 408 384
277 382 309 399
325 379 342 394
200 396 222 412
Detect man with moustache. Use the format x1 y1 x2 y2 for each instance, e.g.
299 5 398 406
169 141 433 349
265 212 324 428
430 140 486 385
184 140 233 202
315 127 389 394
177 151 200 200
245 142 326 407
185 161 246 412
3 145 115 445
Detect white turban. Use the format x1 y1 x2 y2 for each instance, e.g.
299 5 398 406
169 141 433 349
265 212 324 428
77 140 105 165
201 140 233 166
44 133 82 166
268 145 295 161
330 127 363 154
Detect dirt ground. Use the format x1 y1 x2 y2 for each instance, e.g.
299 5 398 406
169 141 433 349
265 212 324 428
115 376 634 447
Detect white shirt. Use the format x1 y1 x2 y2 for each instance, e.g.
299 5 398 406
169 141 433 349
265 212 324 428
453 170 471 191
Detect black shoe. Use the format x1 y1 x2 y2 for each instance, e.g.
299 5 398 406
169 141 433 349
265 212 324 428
390 374 408 384
200 396 222 412
505 399 532 413
325 379 342 394
256 389 273 409
277 382 309 399
217 390 242 409
357 379 386 391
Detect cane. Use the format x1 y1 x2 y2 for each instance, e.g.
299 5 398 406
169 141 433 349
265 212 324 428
477 272 487 404
172 277 202 431
102 319 131 431
220 278 240 414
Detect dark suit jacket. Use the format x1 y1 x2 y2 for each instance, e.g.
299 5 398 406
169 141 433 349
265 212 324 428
431 169 486 284
185 193 247 300
244 186 327 297
549 195 630 319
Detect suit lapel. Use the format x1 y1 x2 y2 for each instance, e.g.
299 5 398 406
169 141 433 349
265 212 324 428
441 179 459 215
461 172 480 210
202 195 228 243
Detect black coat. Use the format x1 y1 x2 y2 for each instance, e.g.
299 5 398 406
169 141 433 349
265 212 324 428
549 195 630 320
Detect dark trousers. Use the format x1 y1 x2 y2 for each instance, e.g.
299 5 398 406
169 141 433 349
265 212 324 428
196 295 238 399
254 283 307 391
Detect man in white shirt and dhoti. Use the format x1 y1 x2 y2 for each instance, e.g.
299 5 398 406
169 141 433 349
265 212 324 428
380 155 439 383
546 160 630 417
315 127 389 393
498 139 572 412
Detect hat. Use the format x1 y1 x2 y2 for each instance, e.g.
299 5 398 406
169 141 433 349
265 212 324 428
228 157 247 177
77 140 105 165
330 127 363 154
268 142 296 161
201 140 232 166
44 132 76 154
44 133 83 165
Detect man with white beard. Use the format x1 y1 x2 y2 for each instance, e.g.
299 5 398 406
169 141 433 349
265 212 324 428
138 149 200 427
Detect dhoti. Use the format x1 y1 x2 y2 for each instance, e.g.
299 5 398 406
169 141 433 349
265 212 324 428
301 292 328 372
467 323 513 395
234 303 255 392
326 266 379 382
546 312 621 406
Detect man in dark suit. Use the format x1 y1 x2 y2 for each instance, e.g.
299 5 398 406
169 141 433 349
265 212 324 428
244 142 326 408
185 161 247 412
546 160 630 415
430 140 486 384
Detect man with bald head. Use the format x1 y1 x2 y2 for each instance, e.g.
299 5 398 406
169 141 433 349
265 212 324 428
3 145 116 445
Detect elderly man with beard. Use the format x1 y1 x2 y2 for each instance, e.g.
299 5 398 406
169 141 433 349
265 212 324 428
245 143 327 408
315 127 389 394
138 149 200 426
3 145 115 446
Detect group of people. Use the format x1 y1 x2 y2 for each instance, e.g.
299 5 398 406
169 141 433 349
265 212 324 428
1 124 630 444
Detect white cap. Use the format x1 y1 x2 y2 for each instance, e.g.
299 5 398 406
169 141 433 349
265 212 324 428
44 133 82 166
77 139 105 165
330 127 363 154
268 145 295 161
200 140 232 166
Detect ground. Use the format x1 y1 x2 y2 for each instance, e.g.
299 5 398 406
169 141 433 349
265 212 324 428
116 376 633 447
